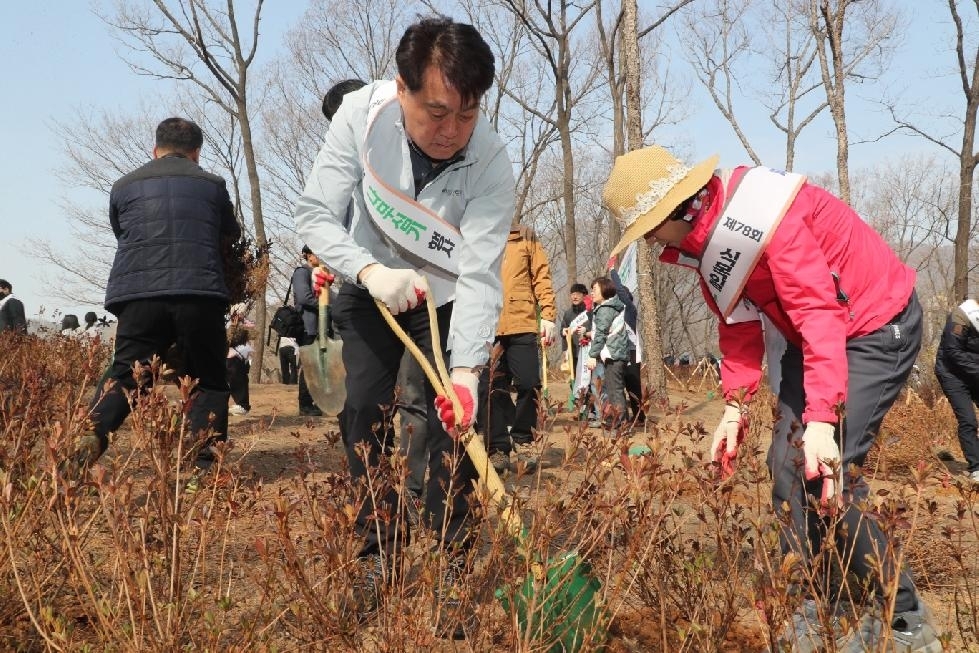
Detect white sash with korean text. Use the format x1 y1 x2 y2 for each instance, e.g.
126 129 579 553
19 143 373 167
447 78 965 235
700 167 805 324
361 81 463 276
568 310 589 334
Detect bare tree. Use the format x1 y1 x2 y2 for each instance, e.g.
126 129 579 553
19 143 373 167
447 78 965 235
685 0 827 171
495 0 603 287
595 0 692 243
884 0 978 300
809 0 902 203
103 0 271 380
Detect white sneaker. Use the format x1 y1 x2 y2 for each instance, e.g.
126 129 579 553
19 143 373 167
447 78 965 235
229 404 249 416
969 470 979 484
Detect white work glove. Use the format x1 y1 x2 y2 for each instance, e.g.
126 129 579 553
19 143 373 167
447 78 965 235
585 356 598 371
360 264 426 314
802 421 841 512
711 403 748 479
434 368 478 437
539 319 557 346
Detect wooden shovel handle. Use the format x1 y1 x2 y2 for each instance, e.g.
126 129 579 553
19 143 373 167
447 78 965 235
316 267 330 345
373 283 525 540
540 339 548 392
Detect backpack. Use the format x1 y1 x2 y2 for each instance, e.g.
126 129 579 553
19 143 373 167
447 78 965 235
268 277 306 340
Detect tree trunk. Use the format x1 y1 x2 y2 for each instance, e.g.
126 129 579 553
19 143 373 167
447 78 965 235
622 0 666 397
237 95 269 383
955 107 977 300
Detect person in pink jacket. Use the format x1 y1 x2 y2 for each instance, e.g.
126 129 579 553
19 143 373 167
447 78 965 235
603 145 939 653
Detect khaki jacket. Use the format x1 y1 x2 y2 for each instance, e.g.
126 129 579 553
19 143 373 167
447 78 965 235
496 226 557 336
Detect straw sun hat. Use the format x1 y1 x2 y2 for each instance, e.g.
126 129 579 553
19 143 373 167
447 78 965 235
603 146 719 256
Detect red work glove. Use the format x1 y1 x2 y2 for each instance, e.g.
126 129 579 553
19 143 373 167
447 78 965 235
712 403 749 480
312 267 335 296
434 368 478 437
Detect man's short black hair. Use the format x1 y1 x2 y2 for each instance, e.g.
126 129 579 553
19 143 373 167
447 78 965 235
396 16 495 108
85 311 98 325
570 283 588 295
156 117 204 154
322 79 367 120
302 245 313 256
0 279 10 292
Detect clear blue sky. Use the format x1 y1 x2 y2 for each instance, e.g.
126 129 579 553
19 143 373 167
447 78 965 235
0 2 966 322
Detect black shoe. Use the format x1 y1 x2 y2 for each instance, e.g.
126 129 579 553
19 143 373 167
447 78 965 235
433 558 475 640
351 554 385 621
403 492 424 530
299 406 323 417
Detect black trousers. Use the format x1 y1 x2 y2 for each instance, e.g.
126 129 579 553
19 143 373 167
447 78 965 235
624 350 644 421
279 346 297 384
936 363 979 473
88 297 230 453
602 358 629 425
331 283 476 557
226 356 250 410
769 291 922 612
477 332 541 454
297 333 318 410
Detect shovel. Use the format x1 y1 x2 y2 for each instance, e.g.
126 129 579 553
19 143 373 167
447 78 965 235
562 331 576 412
297 273 346 415
375 288 606 652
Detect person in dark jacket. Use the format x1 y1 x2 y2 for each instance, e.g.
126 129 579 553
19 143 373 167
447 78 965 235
559 282 590 373
0 280 27 334
78 117 240 468
935 300 979 483
293 246 324 416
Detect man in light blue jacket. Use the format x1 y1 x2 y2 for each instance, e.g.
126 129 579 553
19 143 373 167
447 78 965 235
294 16 515 639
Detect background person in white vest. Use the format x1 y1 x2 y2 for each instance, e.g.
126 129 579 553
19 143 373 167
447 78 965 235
294 16 514 639
603 145 939 653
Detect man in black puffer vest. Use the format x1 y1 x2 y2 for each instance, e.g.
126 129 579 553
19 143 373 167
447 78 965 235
80 117 241 467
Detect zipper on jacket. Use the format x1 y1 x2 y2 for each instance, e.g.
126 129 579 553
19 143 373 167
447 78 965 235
831 272 854 321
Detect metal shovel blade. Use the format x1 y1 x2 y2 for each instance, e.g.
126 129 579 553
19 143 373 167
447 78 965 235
298 279 346 415
298 336 345 415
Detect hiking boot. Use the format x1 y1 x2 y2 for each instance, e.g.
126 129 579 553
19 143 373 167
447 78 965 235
60 433 105 481
890 602 942 653
433 558 474 640
350 554 385 621
513 442 539 471
489 450 510 474
836 601 941 653
77 433 104 466
772 598 845 653
299 406 323 417
229 404 249 416
403 492 423 530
